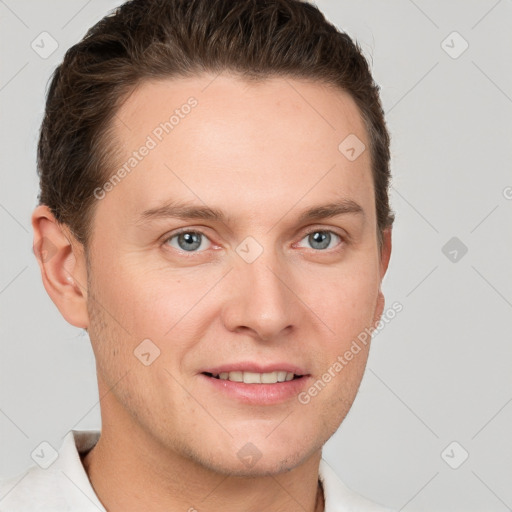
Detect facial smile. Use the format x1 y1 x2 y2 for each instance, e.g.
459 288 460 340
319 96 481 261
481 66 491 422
199 362 311 405
203 370 301 383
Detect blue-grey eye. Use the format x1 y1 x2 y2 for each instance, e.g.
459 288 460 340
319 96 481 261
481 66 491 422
299 230 341 250
166 231 209 252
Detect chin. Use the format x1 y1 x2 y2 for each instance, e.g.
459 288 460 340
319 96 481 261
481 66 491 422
185 431 322 478
204 450 314 478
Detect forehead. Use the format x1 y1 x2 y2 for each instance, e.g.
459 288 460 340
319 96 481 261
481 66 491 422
101 73 374 229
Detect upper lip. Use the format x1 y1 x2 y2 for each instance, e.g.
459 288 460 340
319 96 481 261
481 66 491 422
201 362 308 376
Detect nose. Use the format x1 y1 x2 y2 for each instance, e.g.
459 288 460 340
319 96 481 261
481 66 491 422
220 248 299 341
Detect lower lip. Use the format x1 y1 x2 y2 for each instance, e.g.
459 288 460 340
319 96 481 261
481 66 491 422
199 373 310 405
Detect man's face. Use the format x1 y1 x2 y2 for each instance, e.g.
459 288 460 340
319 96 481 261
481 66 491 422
84 74 389 475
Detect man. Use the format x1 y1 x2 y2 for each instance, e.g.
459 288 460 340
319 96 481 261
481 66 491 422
0 0 394 510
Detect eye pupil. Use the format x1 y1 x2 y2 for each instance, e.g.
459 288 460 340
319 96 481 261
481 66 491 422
309 231 331 250
178 232 201 251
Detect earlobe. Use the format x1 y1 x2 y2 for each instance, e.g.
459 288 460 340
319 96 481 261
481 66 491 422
31 205 89 329
372 289 385 328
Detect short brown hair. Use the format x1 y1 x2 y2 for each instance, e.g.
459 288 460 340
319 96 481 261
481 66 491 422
37 0 394 248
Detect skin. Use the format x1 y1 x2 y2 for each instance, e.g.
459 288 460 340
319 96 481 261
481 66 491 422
32 73 391 512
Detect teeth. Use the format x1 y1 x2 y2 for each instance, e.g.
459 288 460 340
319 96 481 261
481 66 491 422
243 371 261 384
215 371 297 383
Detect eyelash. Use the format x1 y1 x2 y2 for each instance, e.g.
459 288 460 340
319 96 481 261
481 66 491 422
162 227 345 255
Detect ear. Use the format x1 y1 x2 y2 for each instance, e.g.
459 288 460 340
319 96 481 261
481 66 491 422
373 227 392 326
379 227 392 279
31 205 89 329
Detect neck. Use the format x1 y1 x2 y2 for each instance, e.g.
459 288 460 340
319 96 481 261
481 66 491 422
82 429 324 512
81 385 324 512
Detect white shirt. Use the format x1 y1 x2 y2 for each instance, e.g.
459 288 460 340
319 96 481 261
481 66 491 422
0 430 393 511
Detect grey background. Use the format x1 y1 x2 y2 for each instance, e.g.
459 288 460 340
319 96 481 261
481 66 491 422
1 1 511 510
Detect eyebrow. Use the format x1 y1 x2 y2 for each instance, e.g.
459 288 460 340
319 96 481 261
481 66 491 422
136 198 364 226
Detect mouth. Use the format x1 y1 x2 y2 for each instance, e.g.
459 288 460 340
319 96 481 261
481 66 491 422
202 371 304 383
199 364 310 404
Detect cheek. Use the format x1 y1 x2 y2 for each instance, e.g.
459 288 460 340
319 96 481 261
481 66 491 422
306 261 380 344
89 240 381 359
89 252 189 339
126 272 213 343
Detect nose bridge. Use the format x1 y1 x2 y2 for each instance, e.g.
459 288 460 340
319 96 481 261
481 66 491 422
224 240 296 339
